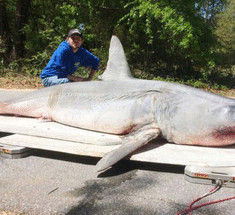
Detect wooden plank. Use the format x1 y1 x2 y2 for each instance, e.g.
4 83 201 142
0 134 118 157
0 116 122 145
131 142 235 167
0 134 234 167
0 143 32 159
0 115 234 167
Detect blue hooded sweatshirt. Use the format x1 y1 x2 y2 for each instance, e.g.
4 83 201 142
40 40 100 79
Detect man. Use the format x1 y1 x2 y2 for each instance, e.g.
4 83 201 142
40 29 100 87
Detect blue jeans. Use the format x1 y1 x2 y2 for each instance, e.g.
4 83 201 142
41 76 71 87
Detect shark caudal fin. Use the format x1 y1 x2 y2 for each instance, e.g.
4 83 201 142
99 36 134 81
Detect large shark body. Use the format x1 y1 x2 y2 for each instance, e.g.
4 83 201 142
0 36 234 171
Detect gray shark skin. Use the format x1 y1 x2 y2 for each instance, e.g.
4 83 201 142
0 36 234 172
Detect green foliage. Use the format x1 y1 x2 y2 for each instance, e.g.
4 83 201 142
213 0 235 67
0 0 234 90
117 0 215 69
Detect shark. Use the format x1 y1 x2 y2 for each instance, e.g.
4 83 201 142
0 36 234 172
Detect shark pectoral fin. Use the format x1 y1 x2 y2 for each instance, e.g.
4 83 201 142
96 125 160 172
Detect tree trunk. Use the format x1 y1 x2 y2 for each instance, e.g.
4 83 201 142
13 0 31 59
0 0 13 63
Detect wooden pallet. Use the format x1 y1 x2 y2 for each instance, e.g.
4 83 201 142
0 116 234 166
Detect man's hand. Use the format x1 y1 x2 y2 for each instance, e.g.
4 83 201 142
88 69 96 81
67 69 97 82
67 75 84 82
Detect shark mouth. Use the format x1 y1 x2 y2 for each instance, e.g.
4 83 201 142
212 126 235 144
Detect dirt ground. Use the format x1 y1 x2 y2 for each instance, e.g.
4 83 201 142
0 76 234 97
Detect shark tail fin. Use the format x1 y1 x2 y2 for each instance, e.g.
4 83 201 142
99 36 134 81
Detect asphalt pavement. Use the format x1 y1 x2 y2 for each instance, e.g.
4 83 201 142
0 140 235 215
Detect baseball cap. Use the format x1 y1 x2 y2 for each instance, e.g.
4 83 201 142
68 29 83 38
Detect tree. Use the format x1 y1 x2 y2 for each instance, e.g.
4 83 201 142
1 0 233 85
13 0 32 59
213 0 235 66
0 0 32 61
0 0 13 63
116 0 216 77
196 0 228 24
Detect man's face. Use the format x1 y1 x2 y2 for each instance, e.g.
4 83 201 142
67 35 83 51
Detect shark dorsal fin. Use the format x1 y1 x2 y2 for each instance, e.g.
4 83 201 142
99 36 134 81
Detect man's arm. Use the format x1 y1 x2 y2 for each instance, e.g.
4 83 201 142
67 74 84 82
87 69 96 81
67 69 96 82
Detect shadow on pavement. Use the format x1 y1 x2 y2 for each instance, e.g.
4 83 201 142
32 149 185 178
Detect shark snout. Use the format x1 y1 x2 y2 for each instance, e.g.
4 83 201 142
212 125 235 144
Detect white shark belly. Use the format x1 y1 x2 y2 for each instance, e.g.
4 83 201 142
49 89 155 135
